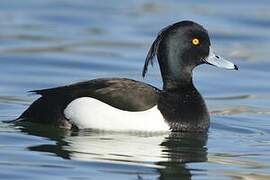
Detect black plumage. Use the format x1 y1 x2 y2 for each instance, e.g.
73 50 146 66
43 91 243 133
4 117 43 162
15 20 238 132
18 78 160 127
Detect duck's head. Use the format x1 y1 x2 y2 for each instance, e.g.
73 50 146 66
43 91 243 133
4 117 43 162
143 21 238 89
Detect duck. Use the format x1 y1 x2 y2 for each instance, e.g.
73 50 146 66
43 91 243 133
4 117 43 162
15 21 238 132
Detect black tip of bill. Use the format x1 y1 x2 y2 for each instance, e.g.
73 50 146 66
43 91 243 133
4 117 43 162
234 64 239 70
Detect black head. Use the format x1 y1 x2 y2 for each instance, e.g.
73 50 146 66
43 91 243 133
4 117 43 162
143 21 210 89
143 21 237 90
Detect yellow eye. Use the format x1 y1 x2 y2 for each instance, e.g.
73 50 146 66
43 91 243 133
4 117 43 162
192 38 200 46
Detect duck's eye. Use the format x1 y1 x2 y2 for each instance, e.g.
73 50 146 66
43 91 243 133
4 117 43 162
192 38 200 46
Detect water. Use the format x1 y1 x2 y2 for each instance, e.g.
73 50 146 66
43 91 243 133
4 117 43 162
0 0 270 179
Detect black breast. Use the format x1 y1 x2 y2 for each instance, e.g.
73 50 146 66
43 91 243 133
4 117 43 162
157 85 210 132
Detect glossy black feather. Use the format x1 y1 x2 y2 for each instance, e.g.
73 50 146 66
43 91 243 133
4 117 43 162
158 85 209 132
19 78 160 124
142 22 175 77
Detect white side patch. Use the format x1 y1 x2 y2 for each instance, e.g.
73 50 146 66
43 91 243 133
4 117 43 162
64 97 169 132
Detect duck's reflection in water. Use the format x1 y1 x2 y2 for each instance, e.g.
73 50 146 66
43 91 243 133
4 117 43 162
19 123 208 180
158 132 207 180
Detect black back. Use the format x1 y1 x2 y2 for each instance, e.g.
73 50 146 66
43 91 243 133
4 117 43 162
19 78 160 125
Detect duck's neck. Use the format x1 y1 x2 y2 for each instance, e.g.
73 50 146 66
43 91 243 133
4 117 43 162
157 45 194 90
162 70 193 90
158 58 193 90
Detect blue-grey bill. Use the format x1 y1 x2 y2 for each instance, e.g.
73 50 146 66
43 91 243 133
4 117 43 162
204 48 238 70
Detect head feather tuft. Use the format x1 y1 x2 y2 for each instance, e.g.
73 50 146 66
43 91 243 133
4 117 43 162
142 24 174 78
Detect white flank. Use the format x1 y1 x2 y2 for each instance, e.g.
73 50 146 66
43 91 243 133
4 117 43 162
64 97 170 132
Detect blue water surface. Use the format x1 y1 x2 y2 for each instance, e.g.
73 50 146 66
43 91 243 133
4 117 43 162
0 0 270 179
